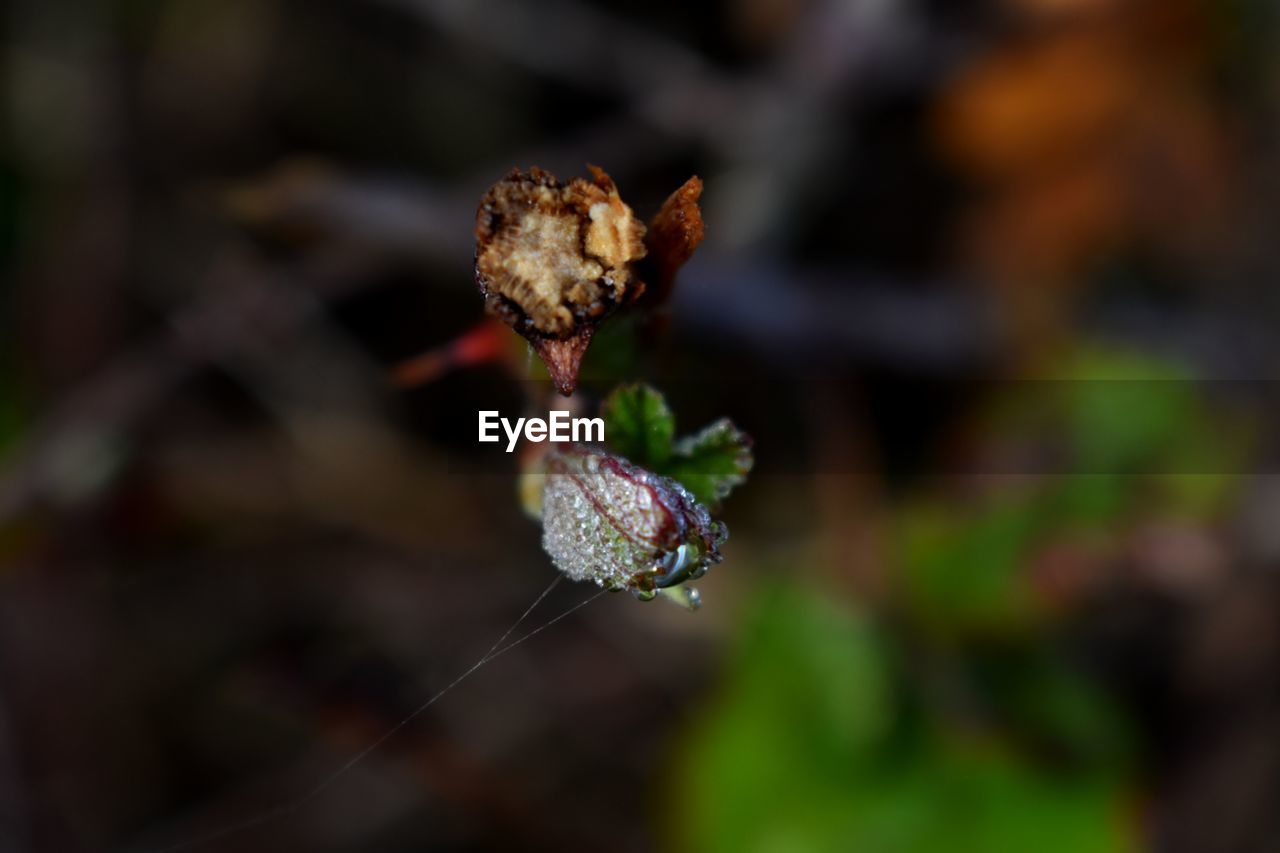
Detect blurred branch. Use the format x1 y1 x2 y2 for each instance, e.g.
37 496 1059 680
671 253 995 368
223 162 475 262
378 0 741 145
0 248 382 524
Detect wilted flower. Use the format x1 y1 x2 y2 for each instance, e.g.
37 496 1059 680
474 166 704 395
475 166 647 394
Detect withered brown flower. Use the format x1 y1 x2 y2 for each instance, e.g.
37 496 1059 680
474 166 703 394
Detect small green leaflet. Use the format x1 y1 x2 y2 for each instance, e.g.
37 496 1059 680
600 383 674 468
666 419 753 507
602 384 753 508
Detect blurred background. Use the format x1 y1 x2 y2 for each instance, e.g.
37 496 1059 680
5 0 1280 850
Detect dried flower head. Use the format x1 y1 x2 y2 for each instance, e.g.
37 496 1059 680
475 166 647 393
474 166 707 395
475 166 646 336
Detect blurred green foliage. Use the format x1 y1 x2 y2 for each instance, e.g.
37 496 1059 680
667 347 1250 852
902 347 1239 636
898 500 1041 636
671 584 1134 853
1058 349 1239 498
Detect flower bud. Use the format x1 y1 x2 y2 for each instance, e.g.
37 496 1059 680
538 445 726 603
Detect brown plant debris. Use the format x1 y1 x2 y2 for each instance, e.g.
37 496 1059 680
640 176 705 306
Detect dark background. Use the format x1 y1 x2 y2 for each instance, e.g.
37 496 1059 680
4 0 1280 850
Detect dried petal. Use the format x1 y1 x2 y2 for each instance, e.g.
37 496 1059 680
640 176 705 307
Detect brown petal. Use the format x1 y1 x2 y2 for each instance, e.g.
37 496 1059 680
641 176 705 307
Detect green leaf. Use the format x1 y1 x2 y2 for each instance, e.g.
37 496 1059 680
668 581 1136 853
599 383 752 508
667 418 754 507
896 498 1041 636
669 583 893 853
1001 656 1132 765
601 383 674 468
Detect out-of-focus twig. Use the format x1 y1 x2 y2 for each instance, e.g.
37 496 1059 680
379 0 927 249
378 0 742 145
0 248 382 524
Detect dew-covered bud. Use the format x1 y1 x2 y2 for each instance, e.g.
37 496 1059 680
538 445 726 602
